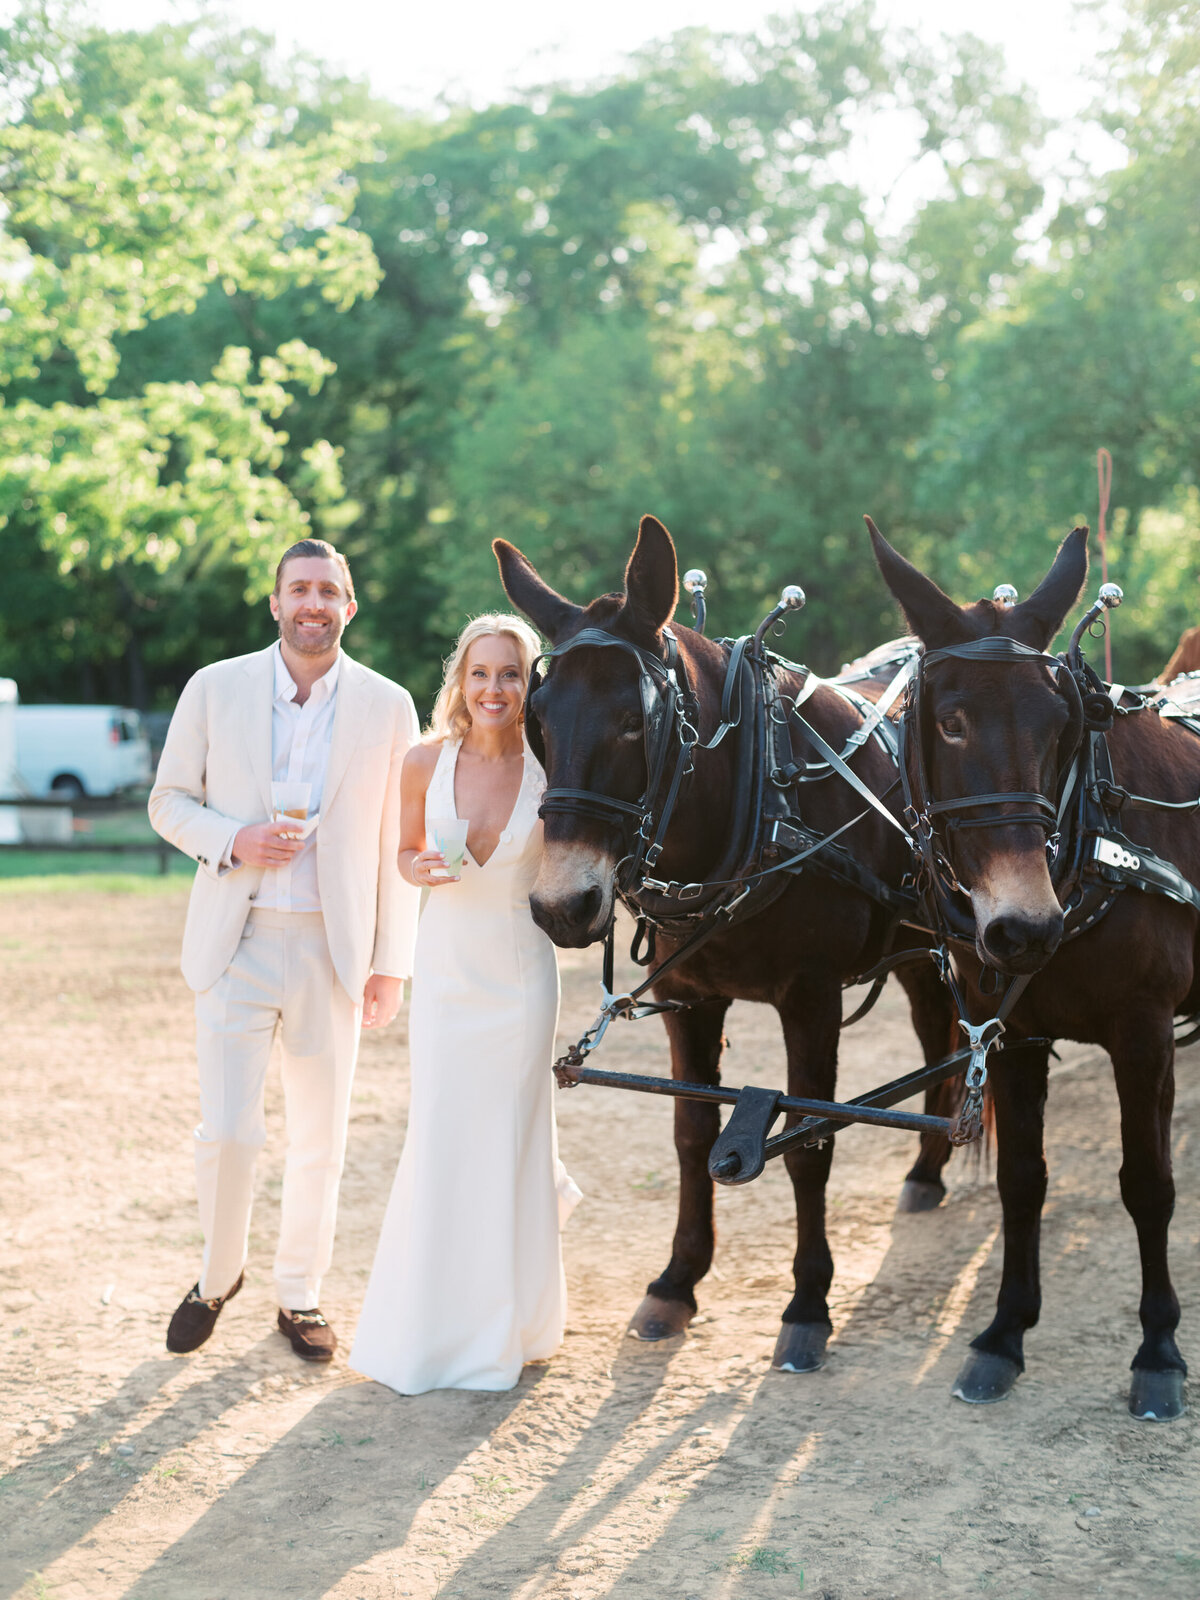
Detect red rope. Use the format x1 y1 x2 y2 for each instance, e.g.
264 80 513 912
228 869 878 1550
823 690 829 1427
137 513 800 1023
1097 447 1113 680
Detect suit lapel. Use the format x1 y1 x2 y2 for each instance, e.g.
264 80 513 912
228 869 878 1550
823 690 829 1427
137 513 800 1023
323 652 369 813
242 646 276 815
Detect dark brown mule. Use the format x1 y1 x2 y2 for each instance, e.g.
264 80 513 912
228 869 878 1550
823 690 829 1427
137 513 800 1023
495 515 960 1371
869 519 1199 1419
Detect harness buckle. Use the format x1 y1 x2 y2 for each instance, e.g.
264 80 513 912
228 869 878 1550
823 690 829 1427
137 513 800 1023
640 877 705 901
902 804 931 839
1093 779 1130 811
1094 837 1141 873
643 840 664 868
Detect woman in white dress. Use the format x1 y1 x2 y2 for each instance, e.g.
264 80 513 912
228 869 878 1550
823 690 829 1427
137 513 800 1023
350 614 580 1395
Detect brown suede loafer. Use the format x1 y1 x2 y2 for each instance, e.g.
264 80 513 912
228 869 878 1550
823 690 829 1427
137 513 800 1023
166 1271 244 1354
277 1307 337 1362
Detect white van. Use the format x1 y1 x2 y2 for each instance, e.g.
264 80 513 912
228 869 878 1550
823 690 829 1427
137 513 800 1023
15 705 153 799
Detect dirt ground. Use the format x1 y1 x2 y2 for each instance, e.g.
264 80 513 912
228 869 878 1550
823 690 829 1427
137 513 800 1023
2 881 1198 1600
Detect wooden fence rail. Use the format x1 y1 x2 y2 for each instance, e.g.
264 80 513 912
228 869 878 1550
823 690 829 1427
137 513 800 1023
0 797 179 874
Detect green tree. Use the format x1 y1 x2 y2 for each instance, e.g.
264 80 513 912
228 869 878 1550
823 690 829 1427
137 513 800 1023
6 0 1196 705
906 1 1200 678
0 4 379 702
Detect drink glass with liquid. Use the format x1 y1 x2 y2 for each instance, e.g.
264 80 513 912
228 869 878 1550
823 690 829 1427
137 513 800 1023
271 781 312 839
428 817 469 879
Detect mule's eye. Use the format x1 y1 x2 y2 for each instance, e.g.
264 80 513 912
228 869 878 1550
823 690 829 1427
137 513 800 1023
619 712 642 739
938 714 966 741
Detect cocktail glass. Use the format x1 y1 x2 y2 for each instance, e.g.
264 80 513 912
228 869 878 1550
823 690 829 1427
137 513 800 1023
428 816 469 879
271 780 312 839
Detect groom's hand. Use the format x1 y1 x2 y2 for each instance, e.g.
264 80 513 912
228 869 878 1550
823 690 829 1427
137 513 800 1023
362 973 403 1030
231 820 305 868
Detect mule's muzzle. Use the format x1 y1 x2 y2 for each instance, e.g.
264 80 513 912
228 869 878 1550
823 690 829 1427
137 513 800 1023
530 884 610 949
977 907 1063 975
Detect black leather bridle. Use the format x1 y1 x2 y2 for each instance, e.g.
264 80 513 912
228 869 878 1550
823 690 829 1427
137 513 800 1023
525 625 700 894
896 635 1085 931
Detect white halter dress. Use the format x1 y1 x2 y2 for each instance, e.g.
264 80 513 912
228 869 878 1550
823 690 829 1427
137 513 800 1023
350 736 578 1394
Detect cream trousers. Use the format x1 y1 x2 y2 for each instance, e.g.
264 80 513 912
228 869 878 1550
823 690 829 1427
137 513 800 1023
193 908 361 1307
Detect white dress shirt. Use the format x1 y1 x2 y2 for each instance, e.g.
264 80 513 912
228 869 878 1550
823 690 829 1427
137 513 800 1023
252 643 341 913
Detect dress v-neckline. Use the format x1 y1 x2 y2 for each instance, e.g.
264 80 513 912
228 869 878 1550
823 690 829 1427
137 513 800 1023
449 738 529 869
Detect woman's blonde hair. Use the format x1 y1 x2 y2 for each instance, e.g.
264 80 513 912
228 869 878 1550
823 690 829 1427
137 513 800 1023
426 612 543 742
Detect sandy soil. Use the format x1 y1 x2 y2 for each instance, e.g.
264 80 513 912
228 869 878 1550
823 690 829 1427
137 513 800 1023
1 881 1198 1600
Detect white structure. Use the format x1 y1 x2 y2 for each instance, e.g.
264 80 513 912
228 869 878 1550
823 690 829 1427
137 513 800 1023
0 680 18 843
15 704 152 801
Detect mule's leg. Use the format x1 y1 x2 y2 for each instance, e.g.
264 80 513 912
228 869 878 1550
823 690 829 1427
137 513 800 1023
774 974 843 1373
953 1039 1050 1404
895 960 960 1212
629 997 731 1341
1109 1012 1187 1421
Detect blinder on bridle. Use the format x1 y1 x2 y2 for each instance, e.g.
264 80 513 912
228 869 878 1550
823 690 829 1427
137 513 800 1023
524 625 695 889
899 635 1085 900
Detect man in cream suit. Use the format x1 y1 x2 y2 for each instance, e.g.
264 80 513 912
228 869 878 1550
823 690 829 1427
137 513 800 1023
149 538 419 1361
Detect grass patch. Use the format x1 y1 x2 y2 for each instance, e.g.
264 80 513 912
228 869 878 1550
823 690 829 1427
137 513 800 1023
0 803 191 882
729 1547 795 1575
472 1473 515 1496
0 867 189 893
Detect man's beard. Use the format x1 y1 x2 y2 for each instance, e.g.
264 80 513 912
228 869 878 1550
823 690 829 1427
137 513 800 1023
279 612 345 657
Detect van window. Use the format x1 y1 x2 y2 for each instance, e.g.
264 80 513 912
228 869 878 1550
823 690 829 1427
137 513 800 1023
111 714 140 743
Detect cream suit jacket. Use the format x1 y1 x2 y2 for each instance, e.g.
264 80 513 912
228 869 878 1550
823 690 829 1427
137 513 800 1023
149 644 420 996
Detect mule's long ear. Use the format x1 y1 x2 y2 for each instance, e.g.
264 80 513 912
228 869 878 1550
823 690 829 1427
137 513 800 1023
865 515 973 647
493 540 582 641
1009 526 1089 650
622 514 679 637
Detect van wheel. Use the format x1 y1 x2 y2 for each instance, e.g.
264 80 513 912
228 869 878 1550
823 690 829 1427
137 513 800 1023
51 774 86 800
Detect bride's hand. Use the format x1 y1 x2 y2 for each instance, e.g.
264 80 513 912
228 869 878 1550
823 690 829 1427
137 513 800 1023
413 849 457 886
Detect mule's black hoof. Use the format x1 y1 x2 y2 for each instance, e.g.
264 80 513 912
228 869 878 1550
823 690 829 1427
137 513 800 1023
1129 1369 1186 1421
897 1180 946 1214
952 1350 1022 1405
627 1295 693 1342
772 1322 829 1373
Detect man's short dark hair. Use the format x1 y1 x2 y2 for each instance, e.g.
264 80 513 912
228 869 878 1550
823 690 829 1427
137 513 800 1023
274 539 355 602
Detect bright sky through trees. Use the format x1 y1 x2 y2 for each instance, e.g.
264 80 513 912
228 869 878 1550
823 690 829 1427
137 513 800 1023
73 0 1108 120
62 0 1123 227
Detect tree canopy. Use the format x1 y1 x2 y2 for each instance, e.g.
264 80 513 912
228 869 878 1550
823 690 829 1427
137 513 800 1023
1 0 1196 709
